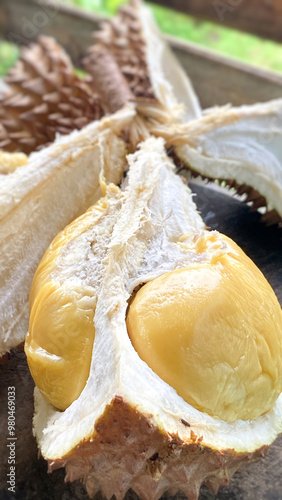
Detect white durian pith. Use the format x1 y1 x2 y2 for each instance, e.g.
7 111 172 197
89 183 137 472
29 138 282 499
159 99 282 219
137 1 201 122
0 105 135 356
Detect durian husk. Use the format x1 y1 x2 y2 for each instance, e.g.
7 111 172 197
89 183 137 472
151 99 282 226
0 36 105 154
32 138 282 500
48 396 267 500
84 0 201 127
0 105 135 356
0 1 200 155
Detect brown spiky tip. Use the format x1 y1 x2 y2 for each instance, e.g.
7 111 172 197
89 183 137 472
48 395 268 500
84 46 134 113
0 36 105 155
87 0 155 103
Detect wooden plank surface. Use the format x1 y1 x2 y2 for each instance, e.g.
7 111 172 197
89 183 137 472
0 0 282 109
152 0 282 44
167 35 282 108
0 183 282 500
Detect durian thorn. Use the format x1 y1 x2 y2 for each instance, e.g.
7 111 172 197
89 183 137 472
171 153 282 227
261 209 282 226
84 47 134 114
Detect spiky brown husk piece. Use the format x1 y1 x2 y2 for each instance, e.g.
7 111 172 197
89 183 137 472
0 36 104 154
48 396 267 500
85 0 200 126
87 0 154 104
174 157 282 228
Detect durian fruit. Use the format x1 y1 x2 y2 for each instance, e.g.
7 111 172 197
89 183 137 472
84 0 201 127
25 137 282 500
0 105 135 356
0 36 105 154
152 99 282 226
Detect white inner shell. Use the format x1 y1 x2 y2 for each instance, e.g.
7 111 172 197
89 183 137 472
140 3 201 122
34 137 282 460
175 99 282 216
0 106 134 355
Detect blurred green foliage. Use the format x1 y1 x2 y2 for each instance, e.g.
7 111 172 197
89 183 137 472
61 0 127 14
65 0 282 73
150 4 282 73
0 0 281 76
0 42 19 76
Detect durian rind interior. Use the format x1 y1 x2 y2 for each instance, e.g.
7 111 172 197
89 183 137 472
0 105 134 356
169 99 282 217
138 2 201 122
28 138 282 464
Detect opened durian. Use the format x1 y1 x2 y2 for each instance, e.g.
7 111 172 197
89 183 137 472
25 137 282 500
152 99 282 226
0 105 135 356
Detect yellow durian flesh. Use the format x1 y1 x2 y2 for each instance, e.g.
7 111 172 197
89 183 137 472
127 231 282 422
0 151 28 174
25 196 111 410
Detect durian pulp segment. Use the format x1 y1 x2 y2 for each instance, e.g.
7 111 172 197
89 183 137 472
26 193 121 410
0 105 135 356
138 2 201 121
0 151 28 174
127 232 282 422
30 137 282 463
159 99 282 218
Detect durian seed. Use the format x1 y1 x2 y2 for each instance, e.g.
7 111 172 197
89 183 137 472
126 231 282 423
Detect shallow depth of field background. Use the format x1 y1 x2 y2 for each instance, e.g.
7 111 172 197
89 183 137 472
1 0 282 75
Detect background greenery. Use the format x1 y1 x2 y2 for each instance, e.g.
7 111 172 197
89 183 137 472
1 0 282 76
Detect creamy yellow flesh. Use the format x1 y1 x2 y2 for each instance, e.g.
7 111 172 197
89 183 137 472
24 202 106 411
127 232 282 422
0 151 28 174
